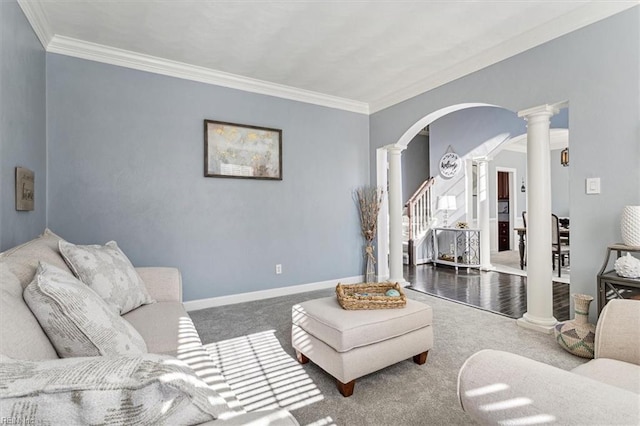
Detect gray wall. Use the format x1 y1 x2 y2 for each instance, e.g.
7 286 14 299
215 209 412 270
550 149 570 217
490 150 569 220
428 107 526 176
491 150 527 218
401 134 430 203
46 55 370 302
0 1 47 251
371 7 640 318
427 106 568 220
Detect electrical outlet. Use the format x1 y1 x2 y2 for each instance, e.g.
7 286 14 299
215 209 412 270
275 264 282 274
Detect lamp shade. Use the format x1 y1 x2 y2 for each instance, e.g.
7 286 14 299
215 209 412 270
437 195 457 211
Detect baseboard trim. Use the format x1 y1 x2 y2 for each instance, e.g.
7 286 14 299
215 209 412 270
184 275 364 312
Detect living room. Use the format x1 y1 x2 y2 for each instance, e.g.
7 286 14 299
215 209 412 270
2 1 639 425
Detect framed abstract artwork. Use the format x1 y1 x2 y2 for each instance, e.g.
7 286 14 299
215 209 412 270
204 120 282 180
15 167 35 211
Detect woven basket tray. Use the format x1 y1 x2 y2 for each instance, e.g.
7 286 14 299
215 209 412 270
335 282 406 310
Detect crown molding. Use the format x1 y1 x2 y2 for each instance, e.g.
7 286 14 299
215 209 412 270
20 2 637 115
17 0 53 49
368 2 638 114
46 35 369 114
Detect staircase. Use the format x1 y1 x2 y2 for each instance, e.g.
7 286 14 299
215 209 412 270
403 177 436 265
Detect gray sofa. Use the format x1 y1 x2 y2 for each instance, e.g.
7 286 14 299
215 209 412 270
457 299 640 425
0 229 298 425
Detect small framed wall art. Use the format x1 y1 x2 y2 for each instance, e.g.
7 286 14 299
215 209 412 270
204 120 282 180
15 167 34 211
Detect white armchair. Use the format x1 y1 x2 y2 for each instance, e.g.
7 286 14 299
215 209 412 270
457 299 640 425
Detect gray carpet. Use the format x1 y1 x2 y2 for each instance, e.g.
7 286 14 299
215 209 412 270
190 288 586 426
204 330 324 413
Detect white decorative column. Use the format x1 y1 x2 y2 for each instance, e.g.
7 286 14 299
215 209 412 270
387 145 407 285
464 159 474 223
517 104 559 333
376 148 390 281
477 158 493 270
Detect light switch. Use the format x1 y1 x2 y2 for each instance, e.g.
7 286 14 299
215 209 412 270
586 178 600 194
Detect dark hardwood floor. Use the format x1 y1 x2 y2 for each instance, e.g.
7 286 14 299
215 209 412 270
405 264 570 321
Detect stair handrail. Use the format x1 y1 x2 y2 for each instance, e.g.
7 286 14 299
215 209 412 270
405 177 436 243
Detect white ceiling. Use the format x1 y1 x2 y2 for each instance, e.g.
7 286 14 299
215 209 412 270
18 1 637 113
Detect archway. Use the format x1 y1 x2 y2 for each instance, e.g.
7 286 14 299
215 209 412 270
377 102 505 281
377 102 565 333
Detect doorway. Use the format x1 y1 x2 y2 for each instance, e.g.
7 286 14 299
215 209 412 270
496 168 517 252
497 171 510 251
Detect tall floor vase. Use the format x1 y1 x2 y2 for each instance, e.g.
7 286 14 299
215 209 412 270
554 294 596 358
364 243 376 283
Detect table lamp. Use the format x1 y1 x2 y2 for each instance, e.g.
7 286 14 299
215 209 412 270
437 195 457 227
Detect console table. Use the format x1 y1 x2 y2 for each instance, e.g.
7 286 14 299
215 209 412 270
597 244 640 314
432 227 481 271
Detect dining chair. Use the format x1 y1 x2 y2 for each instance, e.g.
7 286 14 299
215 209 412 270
523 211 570 277
552 213 570 277
558 217 570 245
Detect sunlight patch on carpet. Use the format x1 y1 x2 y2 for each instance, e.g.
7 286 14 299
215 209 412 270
203 330 324 412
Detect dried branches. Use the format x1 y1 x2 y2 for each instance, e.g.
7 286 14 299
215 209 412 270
355 186 384 243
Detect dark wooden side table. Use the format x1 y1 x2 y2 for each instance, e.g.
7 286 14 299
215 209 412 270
597 244 640 314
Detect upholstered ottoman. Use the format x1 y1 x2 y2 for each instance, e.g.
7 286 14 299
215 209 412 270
292 296 433 397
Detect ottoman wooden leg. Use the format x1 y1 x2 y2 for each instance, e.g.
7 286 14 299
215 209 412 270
337 379 355 397
295 351 309 364
413 351 429 365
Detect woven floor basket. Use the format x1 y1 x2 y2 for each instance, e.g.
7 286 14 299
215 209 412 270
336 282 406 310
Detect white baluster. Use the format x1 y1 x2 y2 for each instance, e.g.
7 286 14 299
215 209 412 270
411 203 417 240
428 189 432 223
418 197 423 234
423 191 428 229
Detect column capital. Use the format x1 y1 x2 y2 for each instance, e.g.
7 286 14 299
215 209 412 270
385 144 404 155
517 104 559 119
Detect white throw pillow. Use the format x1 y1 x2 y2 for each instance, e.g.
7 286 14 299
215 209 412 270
23 262 148 358
59 240 154 314
0 354 232 425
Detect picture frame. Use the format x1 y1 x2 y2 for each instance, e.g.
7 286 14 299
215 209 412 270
204 120 282 180
15 167 34 211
